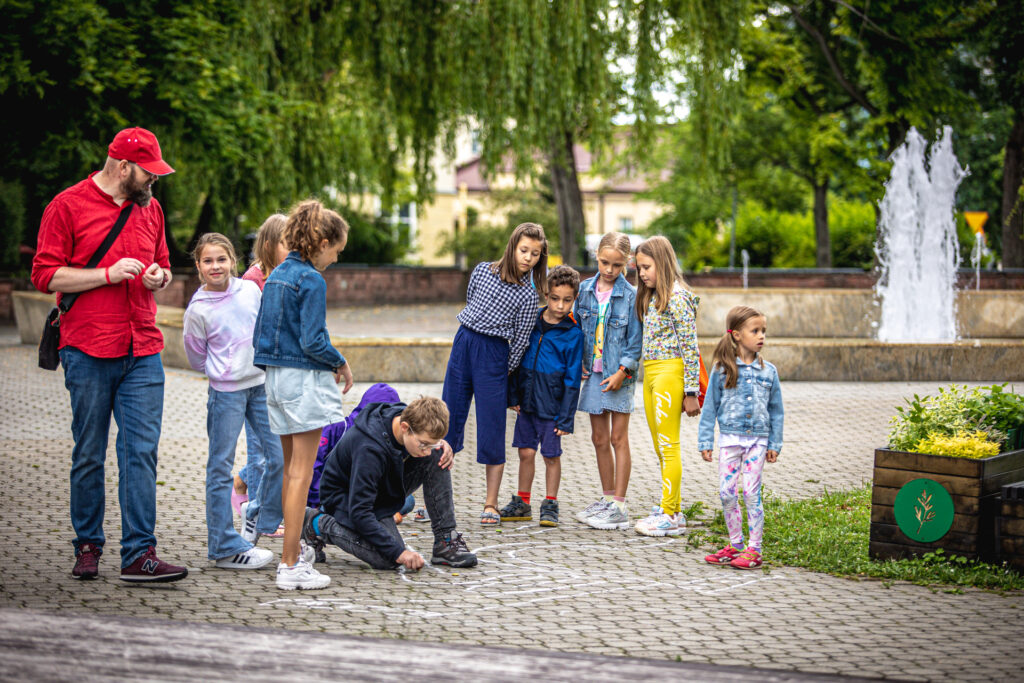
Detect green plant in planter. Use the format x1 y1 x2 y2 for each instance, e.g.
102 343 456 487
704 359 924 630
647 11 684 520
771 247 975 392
966 384 1024 450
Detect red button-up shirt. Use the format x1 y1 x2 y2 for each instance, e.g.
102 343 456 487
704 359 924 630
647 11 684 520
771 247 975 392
32 173 170 358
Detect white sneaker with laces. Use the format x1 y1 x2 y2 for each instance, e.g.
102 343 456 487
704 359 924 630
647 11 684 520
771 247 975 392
215 546 273 570
635 507 685 537
276 559 331 590
300 540 315 565
239 501 260 544
575 499 610 523
587 501 631 530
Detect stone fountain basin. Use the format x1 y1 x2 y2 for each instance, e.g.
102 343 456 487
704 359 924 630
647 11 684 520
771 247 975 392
12 289 1024 382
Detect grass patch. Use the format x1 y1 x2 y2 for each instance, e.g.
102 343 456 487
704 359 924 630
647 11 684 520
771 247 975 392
700 484 1024 591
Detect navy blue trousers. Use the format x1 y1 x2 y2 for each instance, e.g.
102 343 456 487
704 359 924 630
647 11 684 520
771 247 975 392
442 326 509 465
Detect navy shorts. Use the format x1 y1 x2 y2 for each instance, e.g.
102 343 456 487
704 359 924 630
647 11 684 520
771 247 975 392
512 412 562 458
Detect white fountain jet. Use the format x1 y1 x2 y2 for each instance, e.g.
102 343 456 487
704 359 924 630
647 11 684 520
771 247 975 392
875 126 967 342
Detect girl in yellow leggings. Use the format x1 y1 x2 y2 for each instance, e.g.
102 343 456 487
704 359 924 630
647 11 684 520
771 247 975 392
633 236 702 537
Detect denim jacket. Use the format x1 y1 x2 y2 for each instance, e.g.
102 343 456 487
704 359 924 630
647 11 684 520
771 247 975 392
697 357 784 453
253 252 345 371
574 274 643 388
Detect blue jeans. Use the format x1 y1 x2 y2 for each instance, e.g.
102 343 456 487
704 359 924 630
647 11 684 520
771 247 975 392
442 326 509 465
239 419 264 512
60 346 163 567
207 385 284 560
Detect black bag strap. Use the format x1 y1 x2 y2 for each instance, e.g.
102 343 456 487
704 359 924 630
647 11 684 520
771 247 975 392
58 201 134 314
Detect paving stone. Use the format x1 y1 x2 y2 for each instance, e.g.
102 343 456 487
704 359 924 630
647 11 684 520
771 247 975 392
1 331 1022 681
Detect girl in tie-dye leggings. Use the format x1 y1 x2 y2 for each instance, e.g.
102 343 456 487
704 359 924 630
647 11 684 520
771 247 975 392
697 306 784 570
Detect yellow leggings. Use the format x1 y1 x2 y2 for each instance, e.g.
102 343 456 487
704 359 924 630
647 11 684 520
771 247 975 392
642 359 685 515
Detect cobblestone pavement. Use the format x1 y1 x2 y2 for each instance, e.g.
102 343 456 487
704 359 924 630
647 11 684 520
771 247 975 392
1 326 1021 682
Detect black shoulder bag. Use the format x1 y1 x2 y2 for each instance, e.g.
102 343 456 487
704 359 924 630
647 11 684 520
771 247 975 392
38 201 134 370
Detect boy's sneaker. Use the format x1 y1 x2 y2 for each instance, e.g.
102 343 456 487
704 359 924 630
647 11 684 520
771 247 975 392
300 507 326 557
575 499 609 523
539 499 559 527
499 495 532 521
587 502 631 530
239 502 260 544
431 532 478 568
276 559 330 590
72 543 101 580
730 548 763 570
215 546 273 570
705 546 742 565
120 547 188 583
635 509 685 537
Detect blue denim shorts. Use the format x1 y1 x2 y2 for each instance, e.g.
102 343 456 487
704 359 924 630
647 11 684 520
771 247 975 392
265 366 345 435
512 411 562 458
577 371 636 415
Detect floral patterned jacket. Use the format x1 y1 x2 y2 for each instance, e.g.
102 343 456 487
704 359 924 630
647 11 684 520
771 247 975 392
641 285 701 391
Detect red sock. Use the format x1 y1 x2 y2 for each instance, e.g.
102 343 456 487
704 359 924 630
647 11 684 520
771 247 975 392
517 491 531 505
545 495 557 501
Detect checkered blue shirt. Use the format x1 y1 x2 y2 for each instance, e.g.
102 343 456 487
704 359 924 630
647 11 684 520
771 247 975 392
457 261 540 372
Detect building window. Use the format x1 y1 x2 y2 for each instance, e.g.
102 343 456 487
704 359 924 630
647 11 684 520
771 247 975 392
619 216 634 232
470 128 481 155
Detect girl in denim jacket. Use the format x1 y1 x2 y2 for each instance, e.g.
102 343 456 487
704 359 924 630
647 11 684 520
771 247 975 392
698 305 783 570
574 233 643 530
253 200 354 590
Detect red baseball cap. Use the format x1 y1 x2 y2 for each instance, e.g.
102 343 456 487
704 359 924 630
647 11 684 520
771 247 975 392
107 127 175 176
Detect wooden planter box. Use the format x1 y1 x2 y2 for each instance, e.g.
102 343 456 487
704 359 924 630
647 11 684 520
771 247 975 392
999 482 1024 572
870 447 1024 562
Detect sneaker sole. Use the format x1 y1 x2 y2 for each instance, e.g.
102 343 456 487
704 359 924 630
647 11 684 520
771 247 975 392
120 569 188 583
276 580 331 590
215 558 273 570
499 515 532 521
71 573 98 580
539 519 558 527
430 556 479 568
731 563 763 570
635 527 683 537
587 519 630 530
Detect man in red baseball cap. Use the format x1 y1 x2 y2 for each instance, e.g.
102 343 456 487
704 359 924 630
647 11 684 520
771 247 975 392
31 127 187 584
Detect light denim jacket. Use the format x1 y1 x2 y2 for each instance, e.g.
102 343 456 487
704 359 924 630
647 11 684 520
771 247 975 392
574 274 643 388
697 357 784 453
252 252 345 371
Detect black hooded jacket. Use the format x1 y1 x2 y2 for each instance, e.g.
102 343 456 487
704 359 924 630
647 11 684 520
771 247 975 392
319 402 409 561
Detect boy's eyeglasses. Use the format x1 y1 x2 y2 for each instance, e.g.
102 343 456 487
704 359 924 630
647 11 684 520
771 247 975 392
415 439 443 453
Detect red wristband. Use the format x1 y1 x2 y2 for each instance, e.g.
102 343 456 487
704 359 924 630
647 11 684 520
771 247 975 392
104 267 111 285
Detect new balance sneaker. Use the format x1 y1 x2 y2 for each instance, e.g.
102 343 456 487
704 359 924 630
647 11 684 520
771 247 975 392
730 548 763 570
499 494 532 521
634 508 685 537
431 532 478 568
586 502 631 530
276 559 330 590
239 501 260 544
215 546 273 570
705 545 742 565
120 547 188 583
539 499 559 527
72 543 101 580
575 499 609 523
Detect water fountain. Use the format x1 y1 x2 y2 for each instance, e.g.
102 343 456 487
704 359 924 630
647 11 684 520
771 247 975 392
741 249 750 290
874 126 967 342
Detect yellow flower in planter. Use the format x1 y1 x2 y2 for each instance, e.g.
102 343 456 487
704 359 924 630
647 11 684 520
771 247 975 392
912 431 1001 459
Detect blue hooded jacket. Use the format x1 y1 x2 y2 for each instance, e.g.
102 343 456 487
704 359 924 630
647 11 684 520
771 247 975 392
509 309 584 433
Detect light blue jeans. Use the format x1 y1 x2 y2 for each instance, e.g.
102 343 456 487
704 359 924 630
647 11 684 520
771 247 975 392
60 347 163 567
206 385 283 559
239 419 263 514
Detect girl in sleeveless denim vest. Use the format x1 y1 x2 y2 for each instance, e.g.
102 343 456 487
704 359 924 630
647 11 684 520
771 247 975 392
698 306 784 570
574 232 643 530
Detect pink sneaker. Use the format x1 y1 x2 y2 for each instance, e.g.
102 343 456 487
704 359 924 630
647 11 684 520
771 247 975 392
730 548 763 570
704 546 741 565
231 489 248 517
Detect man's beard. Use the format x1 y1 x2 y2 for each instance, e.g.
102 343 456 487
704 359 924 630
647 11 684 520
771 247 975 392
120 174 153 207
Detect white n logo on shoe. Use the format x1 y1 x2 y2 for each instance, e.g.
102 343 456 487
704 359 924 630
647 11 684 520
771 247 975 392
141 559 159 573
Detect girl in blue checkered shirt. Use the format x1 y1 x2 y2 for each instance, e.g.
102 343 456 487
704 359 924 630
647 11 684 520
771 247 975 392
441 222 548 525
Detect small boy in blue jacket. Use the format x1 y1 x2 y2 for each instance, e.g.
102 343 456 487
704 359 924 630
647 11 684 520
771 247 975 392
499 265 584 527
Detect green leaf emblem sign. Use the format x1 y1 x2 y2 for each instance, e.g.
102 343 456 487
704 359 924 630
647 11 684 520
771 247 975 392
894 478 955 543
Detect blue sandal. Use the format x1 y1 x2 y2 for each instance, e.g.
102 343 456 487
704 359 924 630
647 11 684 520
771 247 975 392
480 505 500 526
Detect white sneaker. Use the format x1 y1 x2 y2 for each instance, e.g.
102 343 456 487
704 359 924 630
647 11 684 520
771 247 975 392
300 540 315 565
635 507 685 537
276 559 330 590
239 502 260 544
575 499 610 523
215 546 273 570
587 501 631 530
